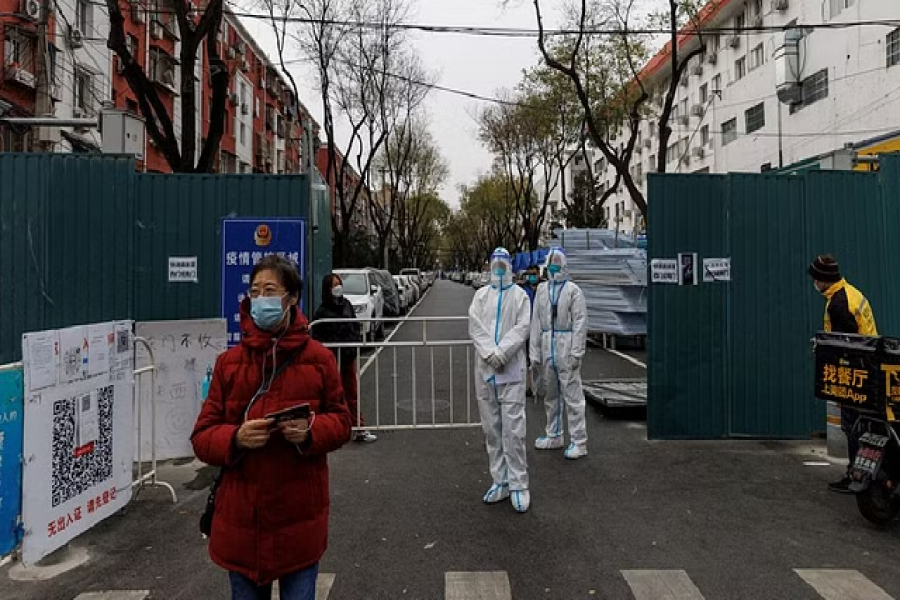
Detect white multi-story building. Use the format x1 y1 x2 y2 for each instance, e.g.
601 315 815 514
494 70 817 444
233 70 253 172
51 0 112 151
535 145 595 242
600 0 900 233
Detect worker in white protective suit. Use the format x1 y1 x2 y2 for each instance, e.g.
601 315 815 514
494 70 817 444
530 246 589 459
469 247 533 513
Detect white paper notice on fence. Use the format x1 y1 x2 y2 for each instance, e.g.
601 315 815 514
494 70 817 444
168 257 198 283
650 259 679 284
20 321 134 566
87 323 113 379
135 319 227 461
58 326 88 384
23 330 59 393
703 258 732 282
110 323 133 381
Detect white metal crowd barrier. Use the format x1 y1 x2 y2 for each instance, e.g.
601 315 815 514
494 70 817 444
132 336 177 503
308 316 481 431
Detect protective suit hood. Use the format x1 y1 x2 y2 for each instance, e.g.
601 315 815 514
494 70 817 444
489 247 514 289
547 246 568 282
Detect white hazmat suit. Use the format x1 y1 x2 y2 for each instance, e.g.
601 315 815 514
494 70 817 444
530 247 589 459
469 248 532 512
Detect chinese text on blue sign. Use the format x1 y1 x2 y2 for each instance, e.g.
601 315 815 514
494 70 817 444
0 367 23 557
221 219 306 347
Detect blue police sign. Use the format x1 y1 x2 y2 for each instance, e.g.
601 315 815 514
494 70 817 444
221 218 306 347
0 367 23 557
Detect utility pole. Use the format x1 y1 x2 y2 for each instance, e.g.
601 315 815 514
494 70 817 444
379 166 389 271
304 112 315 312
34 0 52 150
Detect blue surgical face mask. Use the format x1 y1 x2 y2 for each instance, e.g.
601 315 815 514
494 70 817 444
527 274 538 284
251 296 287 331
548 264 562 275
493 267 506 278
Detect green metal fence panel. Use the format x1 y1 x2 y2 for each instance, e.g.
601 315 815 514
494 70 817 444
649 154 900 440
1 154 333 363
132 174 323 322
647 173 730 439
728 173 811 438
0 154 135 365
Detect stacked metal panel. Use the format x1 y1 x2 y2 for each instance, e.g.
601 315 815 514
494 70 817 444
554 229 647 336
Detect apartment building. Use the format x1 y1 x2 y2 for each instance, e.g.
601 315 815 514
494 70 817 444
600 0 900 233
1 0 313 174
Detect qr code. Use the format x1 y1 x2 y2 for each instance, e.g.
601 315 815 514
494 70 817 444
51 385 114 508
63 347 81 379
116 329 130 354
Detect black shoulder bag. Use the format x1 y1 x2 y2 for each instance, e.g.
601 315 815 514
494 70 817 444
200 346 303 537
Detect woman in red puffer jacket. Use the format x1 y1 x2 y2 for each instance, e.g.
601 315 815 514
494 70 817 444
191 255 351 599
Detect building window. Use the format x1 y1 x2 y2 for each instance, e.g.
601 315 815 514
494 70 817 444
700 125 710 146
700 83 708 104
74 68 94 114
712 74 722 94
888 28 900 68
722 118 737 145
240 82 248 107
76 0 92 33
750 43 765 70
749 0 762 20
3 26 37 74
734 56 746 81
790 69 829 113
829 0 855 19
745 102 765 133
240 122 246 145
667 143 678 162
149 47 175 88
735 13 745 34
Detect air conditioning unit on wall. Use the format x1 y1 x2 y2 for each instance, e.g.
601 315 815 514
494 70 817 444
728 36 741 49
772 0 789 10
21 0 40 20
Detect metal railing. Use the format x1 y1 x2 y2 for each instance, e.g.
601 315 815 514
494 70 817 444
132 336 177 503
308 316 481 431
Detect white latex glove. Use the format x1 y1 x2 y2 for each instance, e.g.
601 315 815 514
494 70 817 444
487 353 504 371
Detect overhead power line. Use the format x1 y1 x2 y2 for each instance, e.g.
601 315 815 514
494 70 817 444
81 1 900 38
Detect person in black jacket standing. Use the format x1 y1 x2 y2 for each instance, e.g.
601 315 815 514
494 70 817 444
312 273 377 443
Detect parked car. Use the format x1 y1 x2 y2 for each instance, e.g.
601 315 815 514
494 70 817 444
400 268 422 291
369 268 401 318
333 268 384 340
392 275 411 314
400 274 420 303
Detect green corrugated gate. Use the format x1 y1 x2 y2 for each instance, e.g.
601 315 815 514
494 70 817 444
0 154 332 364
647 154 900 440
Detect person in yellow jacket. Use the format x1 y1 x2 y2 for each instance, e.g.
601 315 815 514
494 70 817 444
809 254 878 493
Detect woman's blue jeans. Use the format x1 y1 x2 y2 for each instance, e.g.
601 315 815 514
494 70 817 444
229 563 319 600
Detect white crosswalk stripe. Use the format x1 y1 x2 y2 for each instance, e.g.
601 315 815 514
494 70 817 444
622 570 706 600
258 568 899 599
270 573 336 599
795 569 894 600
72 593 149 600
445 571 512 600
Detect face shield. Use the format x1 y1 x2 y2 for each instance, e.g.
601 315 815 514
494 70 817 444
489 247 513 288
547 247 567 281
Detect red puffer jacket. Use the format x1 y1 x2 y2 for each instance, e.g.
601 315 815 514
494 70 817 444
191 299 351 585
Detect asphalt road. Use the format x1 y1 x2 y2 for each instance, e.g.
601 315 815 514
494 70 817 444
5 280 900 599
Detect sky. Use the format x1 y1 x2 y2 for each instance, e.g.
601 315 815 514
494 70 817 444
238 0 560 208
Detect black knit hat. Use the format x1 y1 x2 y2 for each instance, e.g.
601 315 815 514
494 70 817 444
809 254 841 283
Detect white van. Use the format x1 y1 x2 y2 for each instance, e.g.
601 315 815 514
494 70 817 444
333 269 385 340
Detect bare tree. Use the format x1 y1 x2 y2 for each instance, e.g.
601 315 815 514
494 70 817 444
532 0 649 217
106 0 228 171
369 53 431 270
652 0 711 173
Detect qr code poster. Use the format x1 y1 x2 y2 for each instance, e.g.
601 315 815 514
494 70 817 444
20 322 134 566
